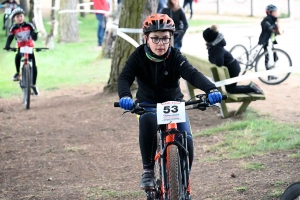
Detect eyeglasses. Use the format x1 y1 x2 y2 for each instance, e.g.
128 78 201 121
149 37 171 44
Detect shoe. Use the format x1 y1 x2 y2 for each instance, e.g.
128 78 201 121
31 85 39 96
268 75 278 81
249 81 264 94
186 192 192 200
139 170 155 190
12 73 20 81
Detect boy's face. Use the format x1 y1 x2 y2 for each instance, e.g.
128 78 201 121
271 10 278 18
14 13 24 24
9 0 13 2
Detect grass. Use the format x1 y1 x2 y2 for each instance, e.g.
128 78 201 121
241 162 265 170
86 187 143 199
188 19 245 28
0 14 111 98
194 111 300 160
233 186 248 193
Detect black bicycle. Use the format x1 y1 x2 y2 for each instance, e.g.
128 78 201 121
280 181 300 200
4 47 48 109
229 36 292 85
114 94 227 200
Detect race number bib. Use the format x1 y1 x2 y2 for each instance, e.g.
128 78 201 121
157 101 186 124
5 8 12 14
20 46 33 54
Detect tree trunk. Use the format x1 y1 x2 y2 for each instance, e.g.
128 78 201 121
20 0 28 14
79 0 86 18
90 0 94 10
29 0 34 24
58 0 79 43
103 0 158 93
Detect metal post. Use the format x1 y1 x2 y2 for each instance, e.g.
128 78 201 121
217 0 223 15
288 0 294 19
250 0 254 17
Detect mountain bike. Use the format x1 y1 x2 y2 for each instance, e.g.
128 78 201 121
229 36 292 85
4 47 48 109
114 94 227 200
280 181 300 200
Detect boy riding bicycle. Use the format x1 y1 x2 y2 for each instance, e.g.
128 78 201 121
117 13 222 199
258 4 284 81
0 0 19 30
4 7 39 95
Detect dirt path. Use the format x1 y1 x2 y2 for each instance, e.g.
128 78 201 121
0 76 299 200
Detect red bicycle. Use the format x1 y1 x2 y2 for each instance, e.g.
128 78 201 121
114 94 227 199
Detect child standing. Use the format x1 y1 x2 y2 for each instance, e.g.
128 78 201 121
4 7 39 95
203 25 264 94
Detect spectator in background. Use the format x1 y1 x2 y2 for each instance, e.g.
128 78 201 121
93 0 109 47
183 0 193 19
157 0 167 13
160 0 188 50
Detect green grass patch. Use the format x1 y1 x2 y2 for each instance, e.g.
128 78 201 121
86 187 143 199
289 151 300 159
0 14 110 98
267 188 284 198
241 162 265 170
194 111 300 159
233 186 248 193
188 19 245 28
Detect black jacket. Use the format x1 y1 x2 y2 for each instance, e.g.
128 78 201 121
118 45 217 103
258 15 278 45
160 7 188 33
207 37 240 78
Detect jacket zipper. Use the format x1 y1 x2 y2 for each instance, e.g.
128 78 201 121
155 63 157 85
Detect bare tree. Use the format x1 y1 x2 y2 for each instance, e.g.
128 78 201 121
58 0 79 43
29 0 34 23
103 0 158 93
19 0 28 14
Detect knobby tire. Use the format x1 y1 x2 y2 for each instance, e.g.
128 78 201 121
22 64 31 109
167 145 183 199
280 181 300 200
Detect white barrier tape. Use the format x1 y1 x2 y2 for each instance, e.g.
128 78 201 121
214 67 300 87
117 30 140 48
58 9 110 14
118 28 143 34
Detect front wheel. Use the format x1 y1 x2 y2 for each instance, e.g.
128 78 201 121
229 44 249 75
255 48 292 85
22 64 31 109
167 145 183 199
280 181 300 200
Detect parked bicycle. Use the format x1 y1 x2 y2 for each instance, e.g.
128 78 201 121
229 36 292 85
280 181 300 200
4 47 48 109
114 94 227 200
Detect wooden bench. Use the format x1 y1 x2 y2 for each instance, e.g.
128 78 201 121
183 53 266 118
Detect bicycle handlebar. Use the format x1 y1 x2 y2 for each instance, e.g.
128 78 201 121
3 47 49 52
114 94 227 113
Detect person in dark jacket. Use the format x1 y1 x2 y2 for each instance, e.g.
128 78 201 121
258 4 283 81
159 0 188 50
203 25 264 94
117 14 222 198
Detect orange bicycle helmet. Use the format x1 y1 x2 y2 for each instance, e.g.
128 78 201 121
142 13 175 34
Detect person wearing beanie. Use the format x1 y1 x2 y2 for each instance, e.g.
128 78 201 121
203 25 264 94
